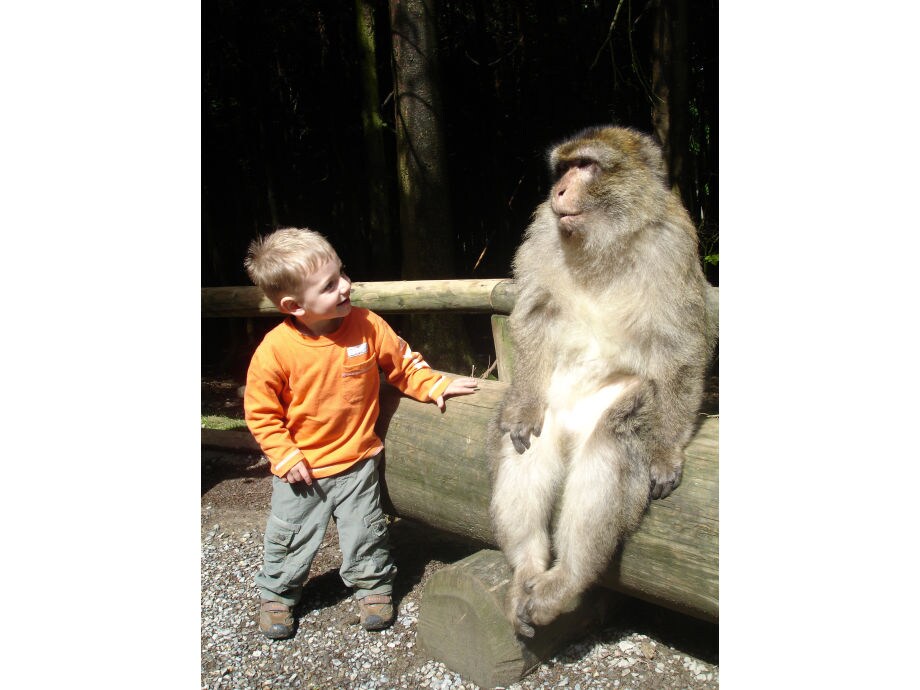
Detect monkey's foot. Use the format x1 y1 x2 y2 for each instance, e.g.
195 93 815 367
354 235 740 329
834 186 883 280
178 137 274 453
513 568 581 637
506 565 545 638
508 582 538 638
507 559 546 637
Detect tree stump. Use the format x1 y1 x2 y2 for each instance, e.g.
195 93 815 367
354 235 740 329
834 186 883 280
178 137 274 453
417 549 612 689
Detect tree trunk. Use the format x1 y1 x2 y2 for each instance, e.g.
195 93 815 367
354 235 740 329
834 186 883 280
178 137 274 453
355 0 396 278
389 0 472 372
651 0 690 206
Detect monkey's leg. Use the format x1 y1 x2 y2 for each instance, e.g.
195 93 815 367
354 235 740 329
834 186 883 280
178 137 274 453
490 429 562 637
516 390 652 634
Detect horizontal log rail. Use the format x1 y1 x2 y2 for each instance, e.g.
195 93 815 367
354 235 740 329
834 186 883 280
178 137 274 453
202 280 718 334
201 279 520 317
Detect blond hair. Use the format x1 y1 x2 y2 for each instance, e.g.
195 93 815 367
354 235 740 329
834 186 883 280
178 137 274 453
244 227 341 303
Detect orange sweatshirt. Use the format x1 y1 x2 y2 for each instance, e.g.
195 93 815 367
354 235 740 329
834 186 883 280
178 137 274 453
244 307 452 479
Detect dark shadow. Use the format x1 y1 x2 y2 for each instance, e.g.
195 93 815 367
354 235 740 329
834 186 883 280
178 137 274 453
283 519 485 628
201 448 270 495
373 382 402 441
374 386 490 605
386 518 487 604
699 349 720 416
292 567 353 621
517 588 717 668
616 597 718 664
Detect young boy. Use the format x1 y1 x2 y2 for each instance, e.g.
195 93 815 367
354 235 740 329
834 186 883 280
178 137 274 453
242 227 478 639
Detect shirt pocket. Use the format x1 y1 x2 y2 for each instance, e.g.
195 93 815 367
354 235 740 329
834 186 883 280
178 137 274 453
342 354 378 404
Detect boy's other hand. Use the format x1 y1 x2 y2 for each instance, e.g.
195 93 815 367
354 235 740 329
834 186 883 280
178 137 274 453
433 377 480 411
282 460 313 485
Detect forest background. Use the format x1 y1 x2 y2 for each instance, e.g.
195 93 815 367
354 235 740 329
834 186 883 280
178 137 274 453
202 0 718 377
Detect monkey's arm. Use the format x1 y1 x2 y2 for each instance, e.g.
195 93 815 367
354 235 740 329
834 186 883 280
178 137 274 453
499 293 555 453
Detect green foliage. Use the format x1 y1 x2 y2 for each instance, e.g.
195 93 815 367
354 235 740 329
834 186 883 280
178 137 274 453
201 415 247 431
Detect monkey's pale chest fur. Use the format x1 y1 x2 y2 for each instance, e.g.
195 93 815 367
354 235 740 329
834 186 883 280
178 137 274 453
540 288 645 450
547 284 649 374
545 368 637 450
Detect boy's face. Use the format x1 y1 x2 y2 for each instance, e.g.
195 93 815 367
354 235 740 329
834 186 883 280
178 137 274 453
280 258 352 332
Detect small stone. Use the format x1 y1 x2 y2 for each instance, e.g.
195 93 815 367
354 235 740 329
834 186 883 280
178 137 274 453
640 641 656 659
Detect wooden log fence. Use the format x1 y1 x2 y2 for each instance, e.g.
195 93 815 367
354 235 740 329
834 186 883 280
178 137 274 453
202 279 719 686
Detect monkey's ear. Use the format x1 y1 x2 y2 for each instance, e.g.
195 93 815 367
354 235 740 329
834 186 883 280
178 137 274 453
278 296 304 316
637 133 668 182
546 148 562 179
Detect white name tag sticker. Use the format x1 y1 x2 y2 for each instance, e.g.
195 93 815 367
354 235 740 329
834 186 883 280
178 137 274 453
346 342 369 358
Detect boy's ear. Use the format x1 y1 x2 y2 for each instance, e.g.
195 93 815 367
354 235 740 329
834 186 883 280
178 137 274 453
278 296 304 316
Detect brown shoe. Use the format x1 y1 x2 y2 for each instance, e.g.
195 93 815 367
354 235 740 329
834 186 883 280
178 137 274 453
259 600 295 639
358 594 395 631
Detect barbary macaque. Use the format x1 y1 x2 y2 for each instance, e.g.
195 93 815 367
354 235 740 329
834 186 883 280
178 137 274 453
489 125 715 637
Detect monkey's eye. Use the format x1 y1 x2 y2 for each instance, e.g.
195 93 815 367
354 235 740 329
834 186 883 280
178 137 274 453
553 158 598 179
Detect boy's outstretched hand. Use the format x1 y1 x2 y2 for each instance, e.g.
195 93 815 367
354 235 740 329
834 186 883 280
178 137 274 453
433 377 480 411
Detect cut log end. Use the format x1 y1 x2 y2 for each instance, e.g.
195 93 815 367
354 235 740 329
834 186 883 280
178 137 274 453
417 549 611 688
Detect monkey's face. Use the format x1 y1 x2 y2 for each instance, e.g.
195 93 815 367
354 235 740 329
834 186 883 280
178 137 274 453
546 126 667 241
550 157 600 238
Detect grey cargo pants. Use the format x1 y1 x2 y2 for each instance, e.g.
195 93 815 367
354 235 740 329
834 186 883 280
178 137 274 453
255 455 395 607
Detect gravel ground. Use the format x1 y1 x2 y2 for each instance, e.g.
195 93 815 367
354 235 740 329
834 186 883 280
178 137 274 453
201 447 718 690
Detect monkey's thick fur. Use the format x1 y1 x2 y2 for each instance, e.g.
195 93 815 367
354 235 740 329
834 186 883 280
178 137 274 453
488 126 715 638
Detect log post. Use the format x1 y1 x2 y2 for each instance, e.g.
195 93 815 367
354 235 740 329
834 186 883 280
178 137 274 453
489 315 513 382
417 549 612 689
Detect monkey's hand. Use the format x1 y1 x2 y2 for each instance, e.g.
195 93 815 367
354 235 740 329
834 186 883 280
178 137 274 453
498 397 546 454
650 454 683 499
